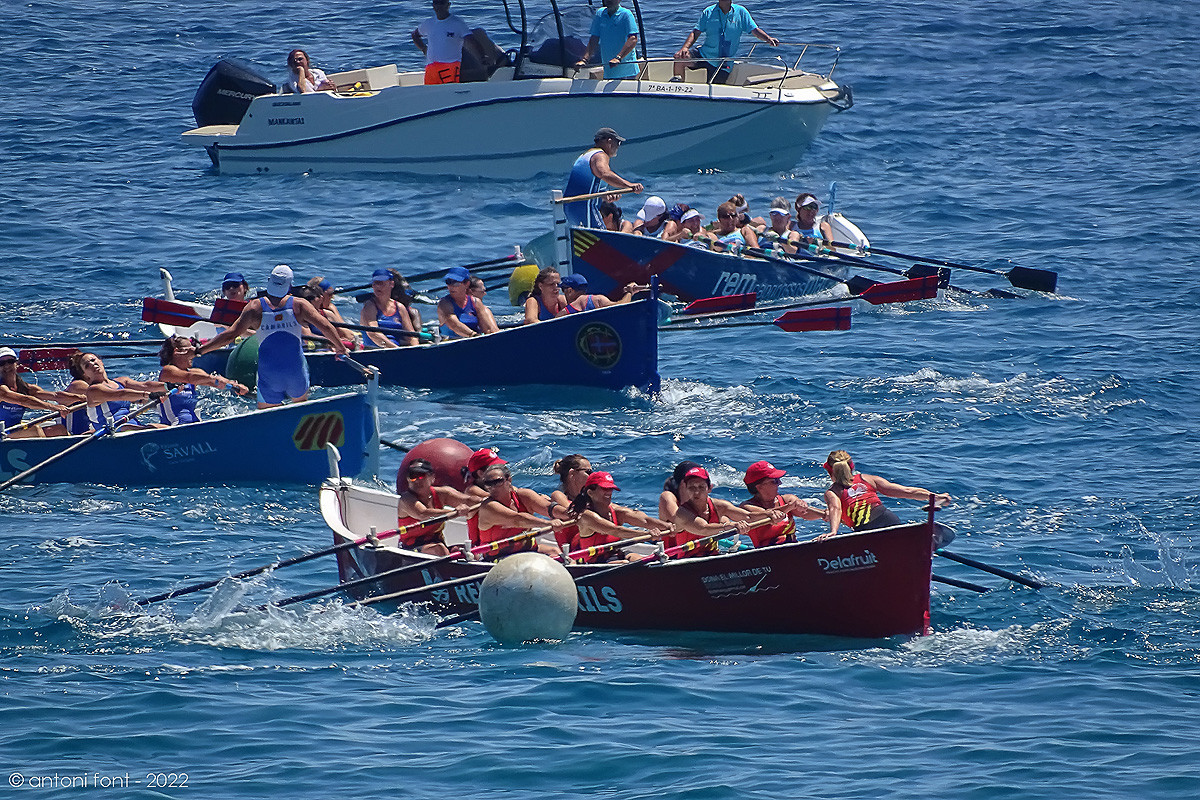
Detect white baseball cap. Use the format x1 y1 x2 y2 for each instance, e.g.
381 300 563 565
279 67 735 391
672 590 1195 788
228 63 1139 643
636 195 667 222
681 209 703 222
266 264 294 296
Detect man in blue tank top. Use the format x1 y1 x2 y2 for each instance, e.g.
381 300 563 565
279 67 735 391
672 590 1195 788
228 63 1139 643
198 265 349 408
672 0 779 83
563 127 643 228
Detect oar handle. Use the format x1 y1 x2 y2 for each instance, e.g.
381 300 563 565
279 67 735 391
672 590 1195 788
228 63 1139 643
555 187 635 204
564 533 656 562
2 402 87 435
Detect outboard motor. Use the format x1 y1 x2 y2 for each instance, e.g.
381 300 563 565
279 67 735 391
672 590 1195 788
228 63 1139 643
191 58 277 128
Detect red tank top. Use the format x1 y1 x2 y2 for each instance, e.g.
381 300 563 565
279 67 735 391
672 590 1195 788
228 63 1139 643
745 495 796 548
673 498 720 557
396 487 445 549
572 506 621 564
477 491 537 556
835 475 885 529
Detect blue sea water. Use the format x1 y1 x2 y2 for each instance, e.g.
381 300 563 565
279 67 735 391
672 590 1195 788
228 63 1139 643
2 0 1200 797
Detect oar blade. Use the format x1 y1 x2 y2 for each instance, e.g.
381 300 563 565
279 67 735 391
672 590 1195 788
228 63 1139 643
141 297 206 326
858 275 939 305
1005 265 1057 293
845 275 879 296
18 347 78 372
905 264 951 288
681 292 757 315
212 297 247 326
773 307 851 332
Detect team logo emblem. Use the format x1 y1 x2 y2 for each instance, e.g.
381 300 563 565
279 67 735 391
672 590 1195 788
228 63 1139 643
575 322 621 369
292 411 346 451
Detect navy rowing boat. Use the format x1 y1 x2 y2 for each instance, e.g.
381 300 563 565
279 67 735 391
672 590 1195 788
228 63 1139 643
0 383 378 487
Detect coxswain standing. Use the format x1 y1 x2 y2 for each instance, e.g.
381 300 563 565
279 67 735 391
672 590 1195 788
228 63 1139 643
563 127 643 229
822 450 952 537
198 265 348 409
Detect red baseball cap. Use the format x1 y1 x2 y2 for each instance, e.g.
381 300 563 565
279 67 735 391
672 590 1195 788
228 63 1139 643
583 471 620 491
744 460 785 486
682 466 710 483
466 448 505 473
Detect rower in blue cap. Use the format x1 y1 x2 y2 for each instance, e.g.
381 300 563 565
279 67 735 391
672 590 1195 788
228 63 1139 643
437 266 499 338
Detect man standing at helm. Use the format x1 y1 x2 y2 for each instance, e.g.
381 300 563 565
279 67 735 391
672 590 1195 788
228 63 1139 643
198 265 347 409
412 0 473 85
563 127 644 229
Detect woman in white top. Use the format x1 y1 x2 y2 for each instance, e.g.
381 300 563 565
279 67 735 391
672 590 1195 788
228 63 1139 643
286 49 334 93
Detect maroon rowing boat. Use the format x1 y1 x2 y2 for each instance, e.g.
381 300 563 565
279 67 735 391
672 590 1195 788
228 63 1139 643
320 475 933 639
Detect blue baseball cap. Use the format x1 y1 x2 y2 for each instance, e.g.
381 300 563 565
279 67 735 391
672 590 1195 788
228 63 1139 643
371 268 393 282
445 266 471 283
560 274 588 289
222 271 246 287
668 203 687 221
317 278 333 292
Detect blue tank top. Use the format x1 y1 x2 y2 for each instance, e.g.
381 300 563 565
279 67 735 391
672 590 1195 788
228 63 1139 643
565 295 597 314
718 229 747 247
69 379 132 434
563 148 603 228
0 399 26 429
371 298 408 347
255 296 305 374
159 383 199 425
439 295 481 339
535 294 563 321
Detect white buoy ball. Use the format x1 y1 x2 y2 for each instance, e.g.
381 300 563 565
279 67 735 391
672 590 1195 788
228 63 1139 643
478 552 578 644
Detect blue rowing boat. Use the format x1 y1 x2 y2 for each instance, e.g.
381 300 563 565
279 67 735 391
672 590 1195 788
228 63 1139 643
0 384 379 487
303 296 660 393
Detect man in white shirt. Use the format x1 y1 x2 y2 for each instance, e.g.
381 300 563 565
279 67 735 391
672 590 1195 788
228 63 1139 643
412 0 472 84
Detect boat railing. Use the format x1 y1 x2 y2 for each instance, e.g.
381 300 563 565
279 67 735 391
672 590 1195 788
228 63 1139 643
567 42 841 90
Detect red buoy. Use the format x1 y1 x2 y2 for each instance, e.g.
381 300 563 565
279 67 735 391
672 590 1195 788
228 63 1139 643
398 438 474 492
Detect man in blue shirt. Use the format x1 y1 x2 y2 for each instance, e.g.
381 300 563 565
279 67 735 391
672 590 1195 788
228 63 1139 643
575 0 640 79
672 0 779 83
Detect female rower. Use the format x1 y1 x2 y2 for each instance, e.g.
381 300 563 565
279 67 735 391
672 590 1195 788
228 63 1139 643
791 193 834 246
567 471 673 563
549 453 592 550
560 274 644 313
438 266 499 338
757 197 799 254
155 336 249 425
600 200 635 234
65 352 168 434
361 268 416 348
306 276 361 348
474 463 564 558
523 267 568 324
461 447 506 546
468 276 488 301
701 201 760 253
726 194 765 229
740 460 825 547
0 347 84 438
658 459 702 523
671 466 785 557
221 272 249 302
395 458 478 556
822 450 952 537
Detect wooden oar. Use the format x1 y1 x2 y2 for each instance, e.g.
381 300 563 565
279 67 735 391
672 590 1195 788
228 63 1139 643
1 402 86 436
555 187 635 204
827 239 1058 293
132 506 474 606
336 256 522 294
0 392 168 492
936 549 1045 589
932 573 989 593
664 275 938 325
790 246 1022 300
351 525 556 609
660 306 851 333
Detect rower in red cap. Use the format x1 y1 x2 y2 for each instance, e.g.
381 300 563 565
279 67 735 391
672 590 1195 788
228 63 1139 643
740 461 827 547
566 471 673 563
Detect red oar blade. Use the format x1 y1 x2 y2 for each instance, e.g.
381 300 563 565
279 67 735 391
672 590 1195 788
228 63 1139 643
773 307 851 332
142 297 210 326
212 297 248 326
858 275 939 305
18 347 78 372
681 292 757 315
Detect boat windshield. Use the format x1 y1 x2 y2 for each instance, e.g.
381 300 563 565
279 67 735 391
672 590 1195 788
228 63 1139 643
525 5 594 67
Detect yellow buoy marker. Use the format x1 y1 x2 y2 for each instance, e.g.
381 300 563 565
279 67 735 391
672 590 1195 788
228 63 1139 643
478 552 577 644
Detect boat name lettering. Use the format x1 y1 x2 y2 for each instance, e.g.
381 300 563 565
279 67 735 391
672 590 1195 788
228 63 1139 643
702 566 771 585
648 83 695 94
216 88 260 101
701 565 776 598
267 118 305 126
755 282 817 301
453 582 480 604
577 584 622 613
271 101 302 107
818 550 879 573
0 449 33 481
713 271 758 296
139 441 218 473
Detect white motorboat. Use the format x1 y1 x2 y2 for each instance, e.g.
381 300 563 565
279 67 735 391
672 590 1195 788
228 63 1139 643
181 0 852 178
